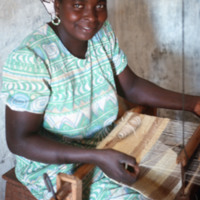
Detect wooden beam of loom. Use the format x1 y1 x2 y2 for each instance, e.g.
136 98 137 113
52 111 200 200
97 112 183 200
176 124 200 167
97 112 169 163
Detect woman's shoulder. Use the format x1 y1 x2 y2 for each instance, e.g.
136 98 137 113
7 24 59 63
100 20 112 30
93 20 116 42
19 23 56 48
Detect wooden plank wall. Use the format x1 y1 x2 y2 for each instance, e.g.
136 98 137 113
107 0 200 121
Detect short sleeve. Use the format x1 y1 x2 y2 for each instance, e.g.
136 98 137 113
101 21 128 75
1 48 51 114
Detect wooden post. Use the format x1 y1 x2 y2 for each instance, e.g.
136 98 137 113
176 125 200 167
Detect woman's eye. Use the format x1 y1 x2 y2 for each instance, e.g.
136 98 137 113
96 4 105 9
74 4 84 9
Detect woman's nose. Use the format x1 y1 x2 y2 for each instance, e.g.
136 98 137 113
84 7 97 22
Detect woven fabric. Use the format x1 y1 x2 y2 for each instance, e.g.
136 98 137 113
98 112 181 200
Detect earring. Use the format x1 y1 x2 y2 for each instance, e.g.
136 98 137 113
52 15 61 26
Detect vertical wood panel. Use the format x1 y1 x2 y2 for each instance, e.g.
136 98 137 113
108 0 200 121
184 0 200 94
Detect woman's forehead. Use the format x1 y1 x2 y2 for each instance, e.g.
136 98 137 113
62 0 107 2
42 0 106 3
41 0 107 15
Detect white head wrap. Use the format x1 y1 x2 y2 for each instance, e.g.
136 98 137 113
41 0 56 19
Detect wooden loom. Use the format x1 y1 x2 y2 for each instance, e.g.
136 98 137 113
48 111 200 200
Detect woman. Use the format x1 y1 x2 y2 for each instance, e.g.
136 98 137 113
2 0 200 199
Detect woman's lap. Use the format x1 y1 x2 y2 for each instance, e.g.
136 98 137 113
17 163 146 200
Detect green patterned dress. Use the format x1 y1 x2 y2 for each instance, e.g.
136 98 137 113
1 21 146 200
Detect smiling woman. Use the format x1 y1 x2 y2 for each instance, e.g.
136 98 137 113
1 0 143 199
51 0 107 58
1 0 200 200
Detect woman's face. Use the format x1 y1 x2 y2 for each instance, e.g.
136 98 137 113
55 0 107 42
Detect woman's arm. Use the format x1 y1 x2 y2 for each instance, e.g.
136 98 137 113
6 106 99 164
6 106 139 185
115 66 200 116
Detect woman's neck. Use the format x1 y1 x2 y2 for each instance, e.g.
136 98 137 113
49 23 88 59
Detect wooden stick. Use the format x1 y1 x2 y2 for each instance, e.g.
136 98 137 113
176 124 200 167
56 173 82 200
73 164 94 179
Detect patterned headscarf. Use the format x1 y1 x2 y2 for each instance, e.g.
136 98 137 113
41 0 56 18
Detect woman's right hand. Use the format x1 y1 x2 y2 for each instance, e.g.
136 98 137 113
95 149 140 185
